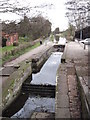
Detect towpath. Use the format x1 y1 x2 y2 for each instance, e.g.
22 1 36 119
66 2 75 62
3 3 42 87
56 41 89 118
4 41 53 67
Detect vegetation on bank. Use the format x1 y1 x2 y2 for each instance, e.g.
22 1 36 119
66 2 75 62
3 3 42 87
2 33 54 65
1 15 52 65
2 15 51 41
2 41 40 65
50 33 54 41
60 24 75 41
2 36 32 54
2 45 17 53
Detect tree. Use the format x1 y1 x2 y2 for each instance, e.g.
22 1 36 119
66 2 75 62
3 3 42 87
2 15 52 40
17 16 31 37
30 16 52 39
1 1 53 40
2 21 17 34
65 0 90 30
0 0 31 17
54 27 59 34
68 23 75 36
0 0 53 22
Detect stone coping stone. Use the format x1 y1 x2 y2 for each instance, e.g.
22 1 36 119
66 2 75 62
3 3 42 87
31 112 55 119
0 66 18 76
31 46 53 61
56 95 69 108
55 108 70 118
56 63 70 118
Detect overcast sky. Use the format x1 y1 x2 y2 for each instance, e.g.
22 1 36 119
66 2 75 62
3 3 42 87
0 0 69 31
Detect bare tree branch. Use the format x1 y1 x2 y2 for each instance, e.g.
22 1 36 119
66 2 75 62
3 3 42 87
0 0 53 21
65 0 90 30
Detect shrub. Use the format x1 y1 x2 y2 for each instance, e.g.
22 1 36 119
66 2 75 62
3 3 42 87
13 41 19 46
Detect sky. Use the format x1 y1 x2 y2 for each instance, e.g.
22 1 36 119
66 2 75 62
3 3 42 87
0 0 69 31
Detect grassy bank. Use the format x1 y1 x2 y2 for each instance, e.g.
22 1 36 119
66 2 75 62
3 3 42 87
1 45 17 53
1 37 31 54
2 42 40 65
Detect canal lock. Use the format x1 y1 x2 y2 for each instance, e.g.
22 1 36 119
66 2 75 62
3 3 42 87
2 44 65 119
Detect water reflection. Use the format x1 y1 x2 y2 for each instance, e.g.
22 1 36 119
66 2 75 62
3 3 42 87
12 96 55 118
58 37 66 45
31 52 63 85
54 36 66 45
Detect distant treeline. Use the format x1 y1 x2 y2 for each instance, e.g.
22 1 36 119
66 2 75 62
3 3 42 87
75 26 90 39
2 15 52 40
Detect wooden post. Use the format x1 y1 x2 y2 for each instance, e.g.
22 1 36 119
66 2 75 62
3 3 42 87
84 43 85 49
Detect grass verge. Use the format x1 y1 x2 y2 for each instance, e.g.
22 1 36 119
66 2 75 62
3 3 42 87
1 45 17 54
2 42 40 65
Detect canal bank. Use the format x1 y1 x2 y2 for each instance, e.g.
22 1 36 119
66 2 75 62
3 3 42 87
11 53 61 119
2 49 64 119
2 42 54 112
2 39 65 118
56 41 90 118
